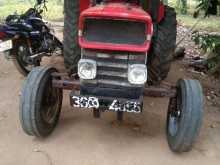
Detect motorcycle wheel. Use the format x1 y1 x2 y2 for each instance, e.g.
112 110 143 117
13 42 40 76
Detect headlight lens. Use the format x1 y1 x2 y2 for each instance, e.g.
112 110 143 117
128 64 147 85
78 59 97 79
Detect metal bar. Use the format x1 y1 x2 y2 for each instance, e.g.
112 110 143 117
81 79 137 88
51 72 69 77
97 79 135 87
52 80 80 90
97 61 127 69
98 70 127 78
30 52 45 59
144 86 177 98
53 79 177 98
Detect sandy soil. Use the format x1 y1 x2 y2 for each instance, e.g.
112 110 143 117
0 53 220 165
0 24 220 164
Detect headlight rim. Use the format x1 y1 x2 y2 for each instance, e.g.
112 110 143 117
128 64 148 85
78 59 97 80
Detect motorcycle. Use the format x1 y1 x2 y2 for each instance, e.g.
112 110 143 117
0 1 63 76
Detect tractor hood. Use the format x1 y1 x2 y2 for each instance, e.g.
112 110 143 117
79 3 153 52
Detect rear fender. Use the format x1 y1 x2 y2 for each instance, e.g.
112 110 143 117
80 0 91 13
157 1 165 23
0 24 20 39
0 31 6 40
0 25 7 40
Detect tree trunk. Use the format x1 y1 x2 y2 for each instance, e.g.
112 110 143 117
207 0 218 15
181 0 187 14
178 0 187 14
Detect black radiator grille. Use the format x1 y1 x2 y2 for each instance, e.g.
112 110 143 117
83 18 147 45
81 50 146 89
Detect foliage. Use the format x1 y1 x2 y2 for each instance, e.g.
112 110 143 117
194 0 220 17
192 32 220 53
195 0 211 13
192 32 220 72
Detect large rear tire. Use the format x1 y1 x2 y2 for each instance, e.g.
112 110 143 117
148 6 177 85
63 0 81 73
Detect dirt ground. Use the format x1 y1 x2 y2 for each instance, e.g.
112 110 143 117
0 29 220 165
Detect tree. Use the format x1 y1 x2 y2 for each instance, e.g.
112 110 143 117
178 0 188 14
195 0 220 16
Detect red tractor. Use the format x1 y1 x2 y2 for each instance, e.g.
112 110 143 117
19 0 204 153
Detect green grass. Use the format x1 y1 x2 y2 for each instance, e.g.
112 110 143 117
169 0 220 32
0 0 64 21
177 14 220 32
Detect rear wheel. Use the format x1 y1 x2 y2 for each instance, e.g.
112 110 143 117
148 6 177 85
63 0 81 73
20 66 63 137
167 79 204 152
13 42 39 76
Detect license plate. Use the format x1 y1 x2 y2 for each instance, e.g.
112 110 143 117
109 100 141 113
0 40 12 52
72 96 100 109
71 96 141 113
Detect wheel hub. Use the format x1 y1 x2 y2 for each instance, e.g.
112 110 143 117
41 83 60 124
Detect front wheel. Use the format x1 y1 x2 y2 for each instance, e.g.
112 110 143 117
19 66 63 137
166 79 204 152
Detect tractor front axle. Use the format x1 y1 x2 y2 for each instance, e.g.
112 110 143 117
52 75 177 98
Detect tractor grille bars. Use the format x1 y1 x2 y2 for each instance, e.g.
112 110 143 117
81 49 146 88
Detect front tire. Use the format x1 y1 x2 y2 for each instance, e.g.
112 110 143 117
19 66 63 137
167 79 204 152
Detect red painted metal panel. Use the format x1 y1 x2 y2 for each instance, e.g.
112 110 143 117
79 3 153 53
0 32 6 39
157 1 165 23
79 39 151 52
80 0 91 13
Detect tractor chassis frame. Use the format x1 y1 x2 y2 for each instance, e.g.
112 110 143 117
51 72 177 120
52 72 177 98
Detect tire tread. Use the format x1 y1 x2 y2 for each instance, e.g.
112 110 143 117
148 6 177 84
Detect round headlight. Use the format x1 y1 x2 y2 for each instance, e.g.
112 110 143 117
128 64 147 85
78 59 97 79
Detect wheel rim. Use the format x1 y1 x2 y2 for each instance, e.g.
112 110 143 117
168 114 179 137
168 90 182 137
41 79 61 124
17 45 35 72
